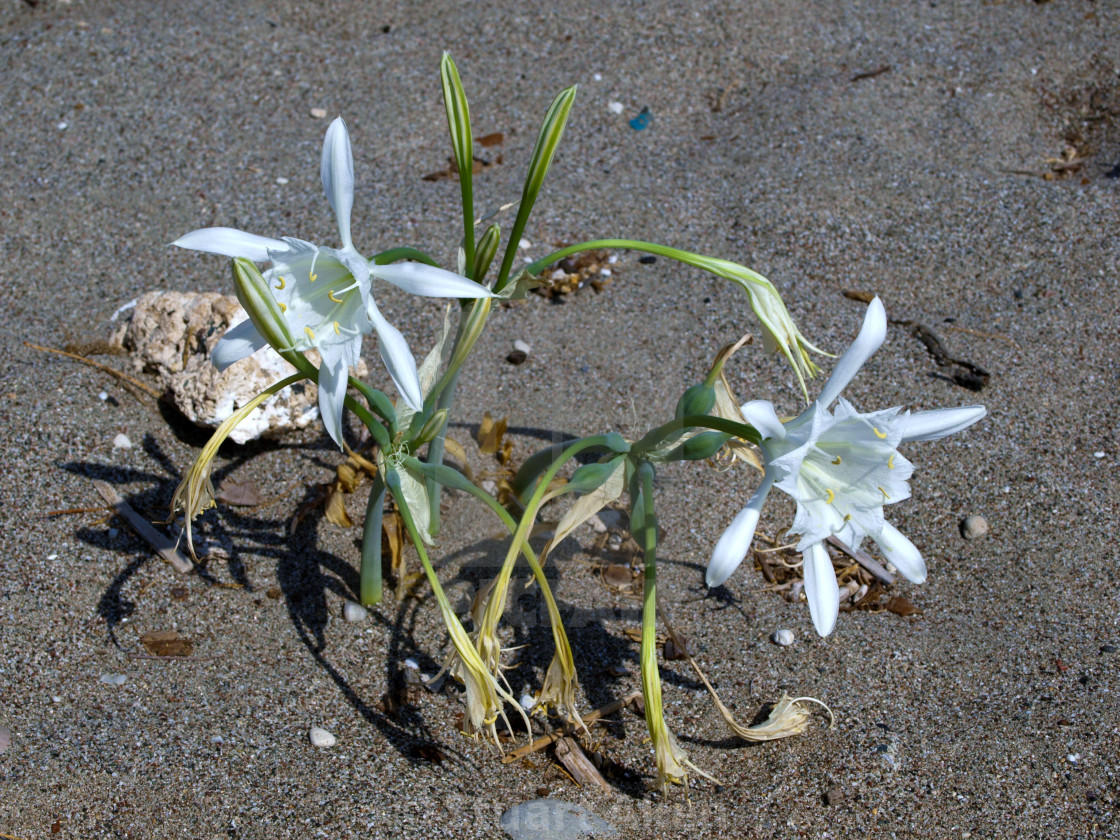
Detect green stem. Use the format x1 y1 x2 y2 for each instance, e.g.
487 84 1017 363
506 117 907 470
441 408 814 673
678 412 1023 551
371 247 442 268
631 413 760 457
523 238 713 277
348 377 397 435
509 432 629 504
359 471 387 605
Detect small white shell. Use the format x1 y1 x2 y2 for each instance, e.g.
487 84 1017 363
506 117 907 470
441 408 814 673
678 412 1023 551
771 629 795 646
342 602 368 622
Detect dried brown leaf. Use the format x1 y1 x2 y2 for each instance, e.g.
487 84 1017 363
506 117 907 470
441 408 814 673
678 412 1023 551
476 411 508 456
215 477 265 507
885 595 921 616
324 486 354 528
140 630 194 658
843 289 876 303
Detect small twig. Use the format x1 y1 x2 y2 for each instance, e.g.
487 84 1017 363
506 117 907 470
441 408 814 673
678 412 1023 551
850 64 891 82
502 692 640 763
24 341 161 400
92 481 193 574
128 653 218 662
825 535 894 585
44 506 106 517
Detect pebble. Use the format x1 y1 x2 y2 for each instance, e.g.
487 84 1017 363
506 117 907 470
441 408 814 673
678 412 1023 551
588 513 608 534
959 514 989 540
500 799 619 840
824 787 845 806
608 101 624 114
481 479 498 495
107 528 119 539
1093 451 1106 459
1100 644 1118 654
771 629 795 646
0 725 10 755
275 176 289 185
309 107 328 119
520 693 536 711
58 121 68 130
308 726 337 748
593 72 602 81
599 268 612 277
98 390 109 401
112 433 132 450
404 657 420 670
518 238 532 250
513 339 531 355
596 509 623 530
343 602 368 622
99 674 127 686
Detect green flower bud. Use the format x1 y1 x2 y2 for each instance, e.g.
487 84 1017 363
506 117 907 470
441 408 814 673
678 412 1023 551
414 408 449 448
675 382 716 420
473 223 501 282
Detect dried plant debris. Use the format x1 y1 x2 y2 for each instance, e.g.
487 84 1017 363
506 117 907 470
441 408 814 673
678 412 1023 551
422 154 501 181
140 630 195 657
1028 55 1120 181
751 533 919 617
891 319 989 391
214 477 265 507
534 248 616 301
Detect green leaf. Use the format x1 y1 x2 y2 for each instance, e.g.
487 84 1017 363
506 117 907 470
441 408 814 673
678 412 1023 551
495 85 578 291
397 303 455 432
440 52 476 273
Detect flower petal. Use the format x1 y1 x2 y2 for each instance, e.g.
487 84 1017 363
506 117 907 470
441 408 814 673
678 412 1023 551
740 400 787 442
321 117 355 251
316 344 350 449
900 405 986 442
873 521 927 584
172 228 287 262
374 262 494 299
802 541 839 637
367 301 423 410
211 318 267 371
706 473 775 587
815 296 887 409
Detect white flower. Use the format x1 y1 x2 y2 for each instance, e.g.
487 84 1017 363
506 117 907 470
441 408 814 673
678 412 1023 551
706 297 986 636
173 117 491 447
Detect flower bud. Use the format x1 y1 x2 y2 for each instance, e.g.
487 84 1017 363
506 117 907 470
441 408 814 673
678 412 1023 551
472 223 501 282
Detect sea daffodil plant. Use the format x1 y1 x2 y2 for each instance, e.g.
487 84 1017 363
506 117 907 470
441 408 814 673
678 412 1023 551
167 53 986 793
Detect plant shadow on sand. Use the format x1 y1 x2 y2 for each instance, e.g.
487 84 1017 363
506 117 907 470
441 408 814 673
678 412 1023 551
61 425 721 786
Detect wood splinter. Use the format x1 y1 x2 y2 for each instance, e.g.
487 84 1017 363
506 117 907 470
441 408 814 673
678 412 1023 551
502 691 641 764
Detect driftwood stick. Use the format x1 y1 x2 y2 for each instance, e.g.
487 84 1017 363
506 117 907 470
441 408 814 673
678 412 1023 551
93 481 193 574
502 691 640 764
554 736 612 794
826 535 894 584
24 341 161 400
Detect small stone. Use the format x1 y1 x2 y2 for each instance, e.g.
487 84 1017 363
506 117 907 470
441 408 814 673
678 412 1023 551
536 786 550 797
1100 644 1118 654
638 255 657 264
824 787 845 806
959 514 989 540
513 339 531 355
481 479 498 495
107 528 119 539
1068 753 1081 764
593 72 602 81
343 602 368 623
309 107 328 119
598 268 612 277
1093 451 1106 459
518 238 532 250
52 696 62 703
404 657 420 670
603 565 632 587
0 725 10 755
588 514 608 534
275 176 289 185
608 101 624 114
771 629 795 646
309 726 336 748
500 799 619 840
506 349 528 366
98 390 109 401
520 693 536 711
266 586 282 600
99 674 127 686
58 121 68 130
607 254 618 264
607 534 623 551
112 433 132 450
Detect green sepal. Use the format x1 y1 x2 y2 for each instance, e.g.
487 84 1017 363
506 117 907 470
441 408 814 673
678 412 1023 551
565 455 626 495
665 431 730 462
230 258 311 376
472 223 501 284
674 382 715 420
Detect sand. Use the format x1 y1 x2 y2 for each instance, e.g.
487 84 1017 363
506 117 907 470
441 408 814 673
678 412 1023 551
1 1 1118 837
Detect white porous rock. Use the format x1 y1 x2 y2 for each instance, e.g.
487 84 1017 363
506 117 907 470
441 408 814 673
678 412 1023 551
110 291 367 443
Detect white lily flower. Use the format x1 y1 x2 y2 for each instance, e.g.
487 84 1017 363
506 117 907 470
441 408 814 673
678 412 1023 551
173 117 492 447
706 297 986 636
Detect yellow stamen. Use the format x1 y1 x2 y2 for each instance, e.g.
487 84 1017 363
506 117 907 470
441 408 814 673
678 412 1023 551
333 321 341 335
831 456 842 465
329 289 344 303
843 514 852 522
887 453 895 469
277 302 287 312
304 326 316 342
878 486 890 500
309 272 317 282
872 426 887 440
274 275 286 290
825 489 835 505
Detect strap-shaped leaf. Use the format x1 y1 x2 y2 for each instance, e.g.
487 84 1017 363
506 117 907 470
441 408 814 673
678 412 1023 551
440 53 476 273
495 85 578 291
